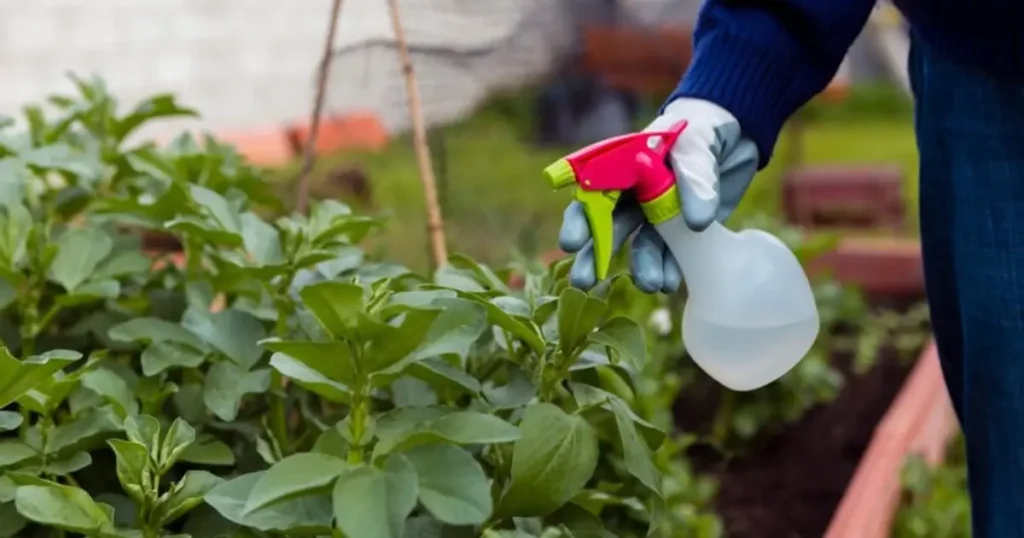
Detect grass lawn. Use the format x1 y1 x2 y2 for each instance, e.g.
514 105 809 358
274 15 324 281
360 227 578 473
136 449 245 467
270 93 919 271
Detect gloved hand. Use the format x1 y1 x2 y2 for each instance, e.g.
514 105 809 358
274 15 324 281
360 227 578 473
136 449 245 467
558 97 760 293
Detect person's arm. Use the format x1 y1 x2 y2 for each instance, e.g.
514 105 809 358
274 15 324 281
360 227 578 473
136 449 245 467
668 0 877 167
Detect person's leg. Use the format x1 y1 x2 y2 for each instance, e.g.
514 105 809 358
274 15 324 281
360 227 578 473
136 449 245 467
909 38 965 423
913 38 1024 537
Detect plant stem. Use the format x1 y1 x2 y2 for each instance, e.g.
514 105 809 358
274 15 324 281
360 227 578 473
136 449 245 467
268 370 289 452
19 285 40 357
39 414 52 472
346 388 370 464
711 391 736 445
184 238 203 280
268 278 295 455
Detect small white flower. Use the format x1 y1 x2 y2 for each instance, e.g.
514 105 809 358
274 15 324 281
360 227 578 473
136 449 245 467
648 307 672 337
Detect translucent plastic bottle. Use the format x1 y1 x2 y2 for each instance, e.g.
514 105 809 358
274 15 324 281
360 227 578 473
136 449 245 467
656 217 820 391
543 121 819 391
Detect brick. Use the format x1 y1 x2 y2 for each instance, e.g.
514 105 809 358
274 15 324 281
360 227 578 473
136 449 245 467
782 166 906 231
287 112 390 156
216 128 294 167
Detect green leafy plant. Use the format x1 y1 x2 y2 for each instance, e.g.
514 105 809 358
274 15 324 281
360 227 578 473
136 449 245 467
893 434 970 538
0 76 697 538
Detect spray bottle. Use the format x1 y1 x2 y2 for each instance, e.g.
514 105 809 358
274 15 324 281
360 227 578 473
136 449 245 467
543 120 819 391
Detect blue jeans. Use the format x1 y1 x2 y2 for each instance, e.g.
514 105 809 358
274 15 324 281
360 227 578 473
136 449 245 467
911 37 1024 536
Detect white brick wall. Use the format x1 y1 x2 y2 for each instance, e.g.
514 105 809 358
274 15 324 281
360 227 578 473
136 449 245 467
0 0 708 141
0 0 580 141
1 0 330 139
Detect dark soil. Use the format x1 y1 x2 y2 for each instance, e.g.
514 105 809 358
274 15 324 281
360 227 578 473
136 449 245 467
681 350 914 538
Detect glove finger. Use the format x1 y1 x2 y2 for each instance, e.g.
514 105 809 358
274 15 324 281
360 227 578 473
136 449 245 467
670 125 722 231
714 137 760 221
569 204 645 290
559 201 591 253
629 224 665 293
661 242 683 293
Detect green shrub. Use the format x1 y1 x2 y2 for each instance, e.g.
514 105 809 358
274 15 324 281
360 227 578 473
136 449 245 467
0 75 727 538
893 435 970 538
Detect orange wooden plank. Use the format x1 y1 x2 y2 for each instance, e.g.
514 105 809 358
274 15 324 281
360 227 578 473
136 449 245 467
824 342 958 538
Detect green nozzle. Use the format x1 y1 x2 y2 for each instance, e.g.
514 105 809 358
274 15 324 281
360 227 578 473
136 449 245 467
543 159 576 189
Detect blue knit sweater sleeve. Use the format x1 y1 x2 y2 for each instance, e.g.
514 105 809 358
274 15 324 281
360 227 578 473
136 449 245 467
666 0 876 167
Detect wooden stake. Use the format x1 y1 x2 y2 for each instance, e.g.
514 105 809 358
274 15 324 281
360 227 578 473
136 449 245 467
295 0 344 215
386 0 449 269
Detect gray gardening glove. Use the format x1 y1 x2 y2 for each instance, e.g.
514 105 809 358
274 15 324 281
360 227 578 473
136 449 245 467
559 98 760 293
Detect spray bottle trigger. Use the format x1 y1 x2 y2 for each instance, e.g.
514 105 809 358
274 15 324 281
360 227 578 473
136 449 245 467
575 189 621 280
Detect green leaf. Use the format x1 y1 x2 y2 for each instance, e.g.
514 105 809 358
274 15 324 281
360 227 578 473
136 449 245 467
152 470 221 527
179 438 235 466
557 288 608 357
0 348 82 407
0 204 31 269
116 93 197 141
0 475 15 503
165 215 242 246
332 456 419 538
107 439 153 504
158 418 196 472
483 365 536 410
14 483 111 534
404 298 487 362
0 501 27 537
190 185 242 233
458 292 546 356
49 227 114 292
375 407 451 439
607 398 661 496
405 444 492 525
203 363 271 421
204 471 333 533
383 289 457 313
92 250 152 280
241 212 286 266
140 341 206 377
587 317 647 373
300 281 366 342
245 452 350 513
434 265 487 292
366 308 441 373
123 414 162 453
447 254 511 293
56 279 120 306
0 411 22 432
404 358 481 395
108 317 205 350
269 353 351 404
193 308 267 369
482 530 537 538
35 451 91 476
373 410 520 461
17 363 92 417
261 339 356 387
80 369 137 419
498 403 599 517
551 504 617 538
45 407 121 456
0 278 16 311
0 440 37 468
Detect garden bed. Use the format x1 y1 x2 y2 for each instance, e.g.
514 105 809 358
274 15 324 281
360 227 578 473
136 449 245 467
675 296 927 538
687 350 912 537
